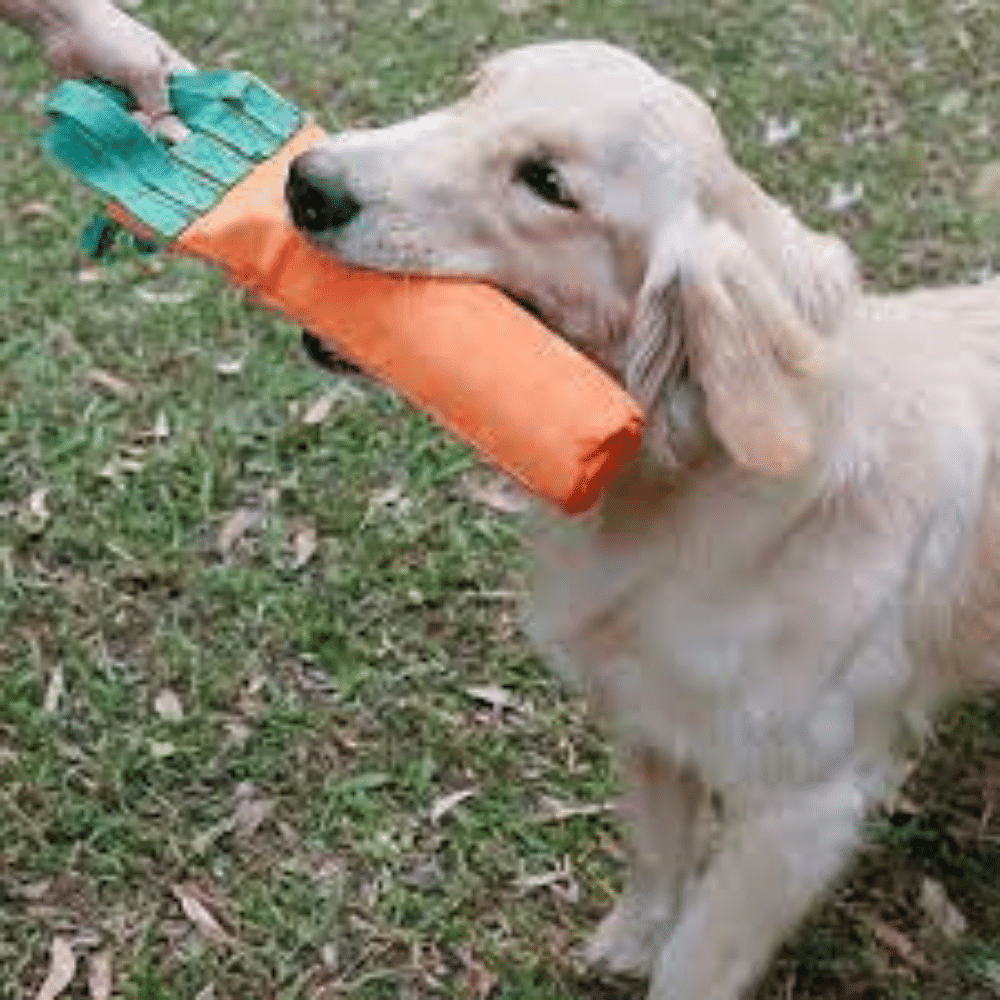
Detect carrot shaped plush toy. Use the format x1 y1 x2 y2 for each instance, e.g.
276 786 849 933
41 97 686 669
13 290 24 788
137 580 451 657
40 72 643 513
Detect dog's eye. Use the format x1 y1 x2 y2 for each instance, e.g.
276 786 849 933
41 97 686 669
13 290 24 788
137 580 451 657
514 156 579 210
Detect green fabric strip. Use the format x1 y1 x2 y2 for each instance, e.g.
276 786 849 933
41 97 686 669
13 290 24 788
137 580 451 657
79 212 122 257
232 77 302 138
40 69 306 242
170 71 301 143
46 82 219 219
178 100 278 160
40 112 195 236
169 133 250 187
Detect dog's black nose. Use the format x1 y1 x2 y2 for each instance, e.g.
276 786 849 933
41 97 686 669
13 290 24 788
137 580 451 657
286 153 362 233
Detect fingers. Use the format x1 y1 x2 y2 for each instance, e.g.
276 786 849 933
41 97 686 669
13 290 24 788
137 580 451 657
162 44 196 75
127 63 173 119
127 51 192 142
132 108 190 143
129 57 189 142
153 115 190 144
41 5 196 145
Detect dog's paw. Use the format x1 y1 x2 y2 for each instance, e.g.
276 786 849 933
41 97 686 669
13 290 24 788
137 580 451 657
585 897 674 979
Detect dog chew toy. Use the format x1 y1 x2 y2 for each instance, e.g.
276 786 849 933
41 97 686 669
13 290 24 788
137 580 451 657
39 72 643 513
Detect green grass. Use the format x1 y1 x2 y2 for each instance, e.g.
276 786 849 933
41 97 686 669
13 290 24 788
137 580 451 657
5 1 1000 997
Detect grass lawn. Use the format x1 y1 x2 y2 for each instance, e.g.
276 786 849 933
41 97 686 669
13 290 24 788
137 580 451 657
5 1 1000 997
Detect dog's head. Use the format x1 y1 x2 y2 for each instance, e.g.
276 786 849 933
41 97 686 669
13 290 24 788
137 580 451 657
288 40 857 476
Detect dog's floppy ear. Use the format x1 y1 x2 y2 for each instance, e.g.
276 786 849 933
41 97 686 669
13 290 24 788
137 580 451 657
627 210 828 477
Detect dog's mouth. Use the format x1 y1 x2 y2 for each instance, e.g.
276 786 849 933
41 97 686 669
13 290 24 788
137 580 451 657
502 290 552 329
300 330 366 376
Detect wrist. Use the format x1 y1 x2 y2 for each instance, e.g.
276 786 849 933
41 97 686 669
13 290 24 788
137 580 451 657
11 0 115 40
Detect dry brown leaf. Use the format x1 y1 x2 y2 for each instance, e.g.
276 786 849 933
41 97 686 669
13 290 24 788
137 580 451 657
34 936 77 1000
16 200 60 220
826 179 863 213
217 507 263 555
192 815 236 856
763 116 801 147
302 390 339 426
18 879 52 901
215 357 244 376
76 265 103 284
496 0 538 13
366 482 407 515
459 468 531 514
289 523 318 569
222 719 252 751
515 859 579 902
43 664 64 714
234 795 274 840
920 877 967 940
29 488 48 520
71 931 102 952
465 684 519 711
135 287 195 305
100 456 144 480
85 368 134 399
887 793 922 816
319 942 339 971
171 883 234 946
87 949 112 1000
430 787 478 824
20 487 50 534
533 795 616 824
152 411 170 440
153 689 184 722
237 676 267 718
939 89 969 115
148 740 175 758
298 382 367 425
863 915 929 970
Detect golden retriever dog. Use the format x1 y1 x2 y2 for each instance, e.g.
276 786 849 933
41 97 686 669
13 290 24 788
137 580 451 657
286 40 1000 1000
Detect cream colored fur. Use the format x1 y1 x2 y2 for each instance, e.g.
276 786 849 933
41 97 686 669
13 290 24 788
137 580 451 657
291 41 1000 1000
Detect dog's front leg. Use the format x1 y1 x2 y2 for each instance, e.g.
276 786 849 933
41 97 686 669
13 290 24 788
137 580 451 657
587 745 705 978
647 771 867 1000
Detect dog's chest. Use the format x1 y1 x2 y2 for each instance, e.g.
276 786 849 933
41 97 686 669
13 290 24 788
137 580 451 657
526 473 902 794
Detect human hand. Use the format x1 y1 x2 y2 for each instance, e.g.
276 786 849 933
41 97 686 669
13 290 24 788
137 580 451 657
41 0 193 141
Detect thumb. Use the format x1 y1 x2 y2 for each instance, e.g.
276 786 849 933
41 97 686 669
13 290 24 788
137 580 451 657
127 66 174 120
161 43 196 75
129 64 191 142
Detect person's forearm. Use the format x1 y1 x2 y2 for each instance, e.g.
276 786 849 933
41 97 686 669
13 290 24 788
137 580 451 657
0 0 113 37
1 0 192 139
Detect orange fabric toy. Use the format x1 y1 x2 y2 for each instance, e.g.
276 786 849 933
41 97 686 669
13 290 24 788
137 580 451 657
42 74 643 513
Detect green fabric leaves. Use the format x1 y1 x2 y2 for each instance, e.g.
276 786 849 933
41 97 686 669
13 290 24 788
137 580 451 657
39 70 304 245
